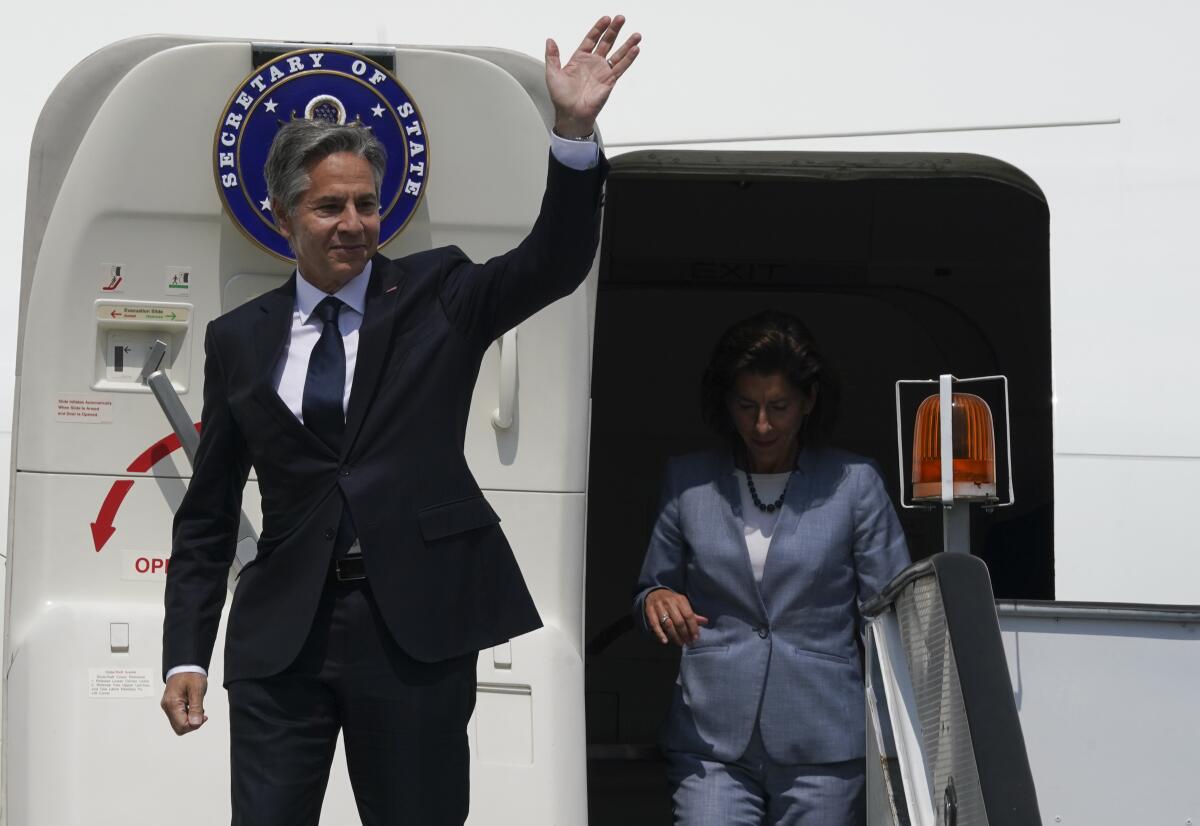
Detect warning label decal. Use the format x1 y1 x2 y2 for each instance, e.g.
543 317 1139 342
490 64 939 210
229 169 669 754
89 667 156 699
56 396 114 423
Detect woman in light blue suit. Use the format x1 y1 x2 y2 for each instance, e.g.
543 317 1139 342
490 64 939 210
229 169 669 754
633 311 910 826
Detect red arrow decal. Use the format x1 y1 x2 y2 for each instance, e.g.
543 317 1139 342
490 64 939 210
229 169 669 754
90 423 203 553
125 423 202 473
91 480 134 552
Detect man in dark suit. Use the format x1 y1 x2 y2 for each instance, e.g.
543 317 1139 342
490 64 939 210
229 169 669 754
159 16 640 825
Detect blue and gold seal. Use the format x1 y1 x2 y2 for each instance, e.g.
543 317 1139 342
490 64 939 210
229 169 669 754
214 48 428 260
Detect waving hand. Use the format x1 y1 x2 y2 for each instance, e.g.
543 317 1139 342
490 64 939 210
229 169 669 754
546 15 642 139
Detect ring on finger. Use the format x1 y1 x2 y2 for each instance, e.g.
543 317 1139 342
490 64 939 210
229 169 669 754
607 57 614 68
659 614 671 625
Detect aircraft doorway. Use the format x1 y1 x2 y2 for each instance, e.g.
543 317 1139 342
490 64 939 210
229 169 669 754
583 150 1053 823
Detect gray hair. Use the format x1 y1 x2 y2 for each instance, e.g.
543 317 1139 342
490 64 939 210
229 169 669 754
264 119 388 219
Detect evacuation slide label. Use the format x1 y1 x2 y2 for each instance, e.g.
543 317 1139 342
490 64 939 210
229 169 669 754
88 667 156 699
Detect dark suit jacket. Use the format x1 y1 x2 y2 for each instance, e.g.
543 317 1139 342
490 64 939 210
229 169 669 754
163 153 607 684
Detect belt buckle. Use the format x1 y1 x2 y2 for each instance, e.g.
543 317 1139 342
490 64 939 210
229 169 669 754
335 554 366 582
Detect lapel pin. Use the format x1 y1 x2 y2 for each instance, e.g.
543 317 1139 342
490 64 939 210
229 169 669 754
385 285 398 294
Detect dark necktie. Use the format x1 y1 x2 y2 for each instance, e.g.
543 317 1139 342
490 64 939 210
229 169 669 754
302 296 346 452
302 296 358 558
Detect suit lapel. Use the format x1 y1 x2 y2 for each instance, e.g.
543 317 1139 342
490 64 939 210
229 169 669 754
716 451 743 522
252 276 295 375
716 452 770 617
250 275 331 453
759 447 818 605
342 255 405 458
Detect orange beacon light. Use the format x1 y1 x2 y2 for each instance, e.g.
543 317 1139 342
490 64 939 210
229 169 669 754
911 392 997 503
895 374 1013 554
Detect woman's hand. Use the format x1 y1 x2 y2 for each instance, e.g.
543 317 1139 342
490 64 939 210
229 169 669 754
645 588 709 646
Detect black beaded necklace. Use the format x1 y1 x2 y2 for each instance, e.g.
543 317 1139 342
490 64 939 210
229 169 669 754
743 447 800 513
746 472 788 513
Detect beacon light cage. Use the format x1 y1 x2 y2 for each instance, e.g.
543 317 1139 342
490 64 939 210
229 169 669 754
894 374 1015 510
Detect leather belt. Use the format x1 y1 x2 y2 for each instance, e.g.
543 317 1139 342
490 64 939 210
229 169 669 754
334 555 367 582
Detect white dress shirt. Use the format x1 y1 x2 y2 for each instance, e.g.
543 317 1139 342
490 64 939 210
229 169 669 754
166 133 599 681
273 260 371 420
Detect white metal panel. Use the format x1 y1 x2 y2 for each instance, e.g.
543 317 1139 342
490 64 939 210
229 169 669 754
18 42 241 479
999 612 1200 826
584 1 1125 147
470 489 588 824
1053 453 1200 604
5 471 239 823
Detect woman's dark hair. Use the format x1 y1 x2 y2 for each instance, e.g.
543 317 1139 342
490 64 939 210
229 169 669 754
700 310 840 446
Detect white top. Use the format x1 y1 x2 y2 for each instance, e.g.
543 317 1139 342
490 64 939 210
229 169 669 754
165 133 599 681
733 469 792 584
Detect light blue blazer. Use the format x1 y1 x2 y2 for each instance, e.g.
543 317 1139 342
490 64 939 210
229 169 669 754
633 447 910 765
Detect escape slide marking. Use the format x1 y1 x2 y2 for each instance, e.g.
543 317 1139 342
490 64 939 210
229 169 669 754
90 423 202 552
